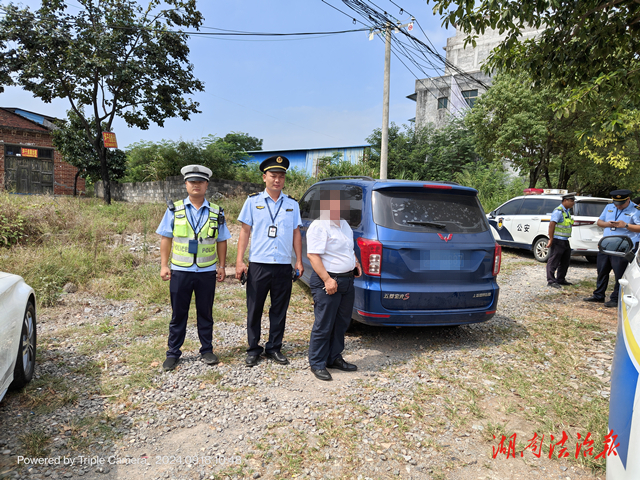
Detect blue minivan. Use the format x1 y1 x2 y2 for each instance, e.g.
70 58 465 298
296 177 501 326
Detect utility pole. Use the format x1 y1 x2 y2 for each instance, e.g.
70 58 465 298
370 18 414 180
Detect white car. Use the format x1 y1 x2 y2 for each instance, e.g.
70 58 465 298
488 192 611 262
598 236 640 479
0 272 36 403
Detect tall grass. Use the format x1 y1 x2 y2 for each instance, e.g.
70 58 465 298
1 193 166 305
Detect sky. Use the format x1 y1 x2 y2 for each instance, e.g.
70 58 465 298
0 0 454 151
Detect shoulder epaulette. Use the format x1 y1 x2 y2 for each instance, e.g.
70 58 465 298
635 204 640 210
248 192 260 197
286 194 297 202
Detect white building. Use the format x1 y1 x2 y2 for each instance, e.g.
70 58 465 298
409 26 542 129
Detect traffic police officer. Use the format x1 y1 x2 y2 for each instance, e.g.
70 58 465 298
546 193 575 288
157 165 231 371
235 156 304 367
584 189 638 307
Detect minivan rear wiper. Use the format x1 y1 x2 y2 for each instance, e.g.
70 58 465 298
407 221 446 229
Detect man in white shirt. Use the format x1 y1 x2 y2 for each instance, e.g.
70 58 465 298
306 189 361 381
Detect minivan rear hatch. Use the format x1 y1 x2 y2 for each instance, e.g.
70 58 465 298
372 185 496 311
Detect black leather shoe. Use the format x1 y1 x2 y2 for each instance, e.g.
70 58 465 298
558 281 573 286
201 352 219 365
547 282 562 289
583 296 605 303
265 351 289 365
327 357 357 372
310 368 332 381
604 300 618 308
245 355 259 367
163 357 179 371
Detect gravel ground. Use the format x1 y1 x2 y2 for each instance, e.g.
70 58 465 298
0 251 613 480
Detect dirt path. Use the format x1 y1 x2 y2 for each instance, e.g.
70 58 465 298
0 252 615 480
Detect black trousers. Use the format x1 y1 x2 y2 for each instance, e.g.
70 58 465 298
167 270 216 359
546 239 571 284
308 272 355 370
593 252 629 302
246 263 293 356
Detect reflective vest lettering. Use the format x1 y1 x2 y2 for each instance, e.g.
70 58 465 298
171 200 221 267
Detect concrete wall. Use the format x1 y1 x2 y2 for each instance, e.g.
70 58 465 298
95 176 263 203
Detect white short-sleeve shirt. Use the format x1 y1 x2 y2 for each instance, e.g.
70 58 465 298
306 219 356 274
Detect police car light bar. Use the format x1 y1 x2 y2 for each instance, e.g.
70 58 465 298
543 189 568 195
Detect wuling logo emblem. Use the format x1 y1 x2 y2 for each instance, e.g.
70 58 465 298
438 233 453 242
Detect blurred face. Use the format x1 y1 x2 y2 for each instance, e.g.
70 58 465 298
186 180 208 198
562 198 575 209
320 190 342 221
263 171 286 193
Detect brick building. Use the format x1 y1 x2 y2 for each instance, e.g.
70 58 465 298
0 107 85 195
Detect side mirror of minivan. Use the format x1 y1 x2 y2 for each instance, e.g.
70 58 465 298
488 211 496 219
598 236 635 263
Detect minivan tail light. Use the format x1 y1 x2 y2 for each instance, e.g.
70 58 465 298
573 220 595 226
493 244 502 276
357 237 382 276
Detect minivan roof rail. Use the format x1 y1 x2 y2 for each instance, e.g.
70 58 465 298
317 176 375 182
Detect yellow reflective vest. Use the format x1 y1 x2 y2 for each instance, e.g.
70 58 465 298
553 205 574 239
171 200 221 268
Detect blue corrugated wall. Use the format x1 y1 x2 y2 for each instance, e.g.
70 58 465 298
245 146 369 176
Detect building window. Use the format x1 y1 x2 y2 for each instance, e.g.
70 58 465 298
462 90 478 107
437 97 448 110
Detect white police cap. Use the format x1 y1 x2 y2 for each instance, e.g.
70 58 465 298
181 165 212 182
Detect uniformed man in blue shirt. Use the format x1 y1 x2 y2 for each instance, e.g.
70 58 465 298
235 156 304 367
584 189 638 308
546 193 575 288
156 165 232 371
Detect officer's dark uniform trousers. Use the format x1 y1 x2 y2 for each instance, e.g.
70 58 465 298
593 252 629 302
308 271 355 370
246 263 293 356
167 270 216 358
546 239 571 284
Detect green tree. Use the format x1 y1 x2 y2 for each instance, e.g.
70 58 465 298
366 119 478 182
0 0 204 204
430 0 640 128
124 133 265 183
455 162 526 212
52 110 127 196
221 132 263 154
465 73 589 188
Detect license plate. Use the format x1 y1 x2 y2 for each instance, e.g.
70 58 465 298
420 250 462 270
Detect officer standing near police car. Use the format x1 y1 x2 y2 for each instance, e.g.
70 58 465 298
157 165 231 371
546 193 575 288
584 189 638 308
235 156 304 367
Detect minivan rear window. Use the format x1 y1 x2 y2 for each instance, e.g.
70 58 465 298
575 201 611 217
372 190 489 233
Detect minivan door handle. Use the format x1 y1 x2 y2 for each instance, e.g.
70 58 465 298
531 217 540 220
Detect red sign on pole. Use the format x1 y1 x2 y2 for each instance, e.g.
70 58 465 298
21 148 38 158
102 132 118 149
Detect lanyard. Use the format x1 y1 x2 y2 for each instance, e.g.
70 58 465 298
188 204 208 232
614 208 623 222
265 197 283 225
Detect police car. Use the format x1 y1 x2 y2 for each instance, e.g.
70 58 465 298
596 236 640 479
488 189 611 262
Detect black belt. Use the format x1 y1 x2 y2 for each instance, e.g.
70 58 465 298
328 271 354 278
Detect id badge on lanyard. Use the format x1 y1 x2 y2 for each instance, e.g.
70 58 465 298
265 199 283 239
